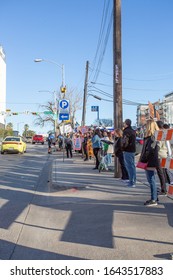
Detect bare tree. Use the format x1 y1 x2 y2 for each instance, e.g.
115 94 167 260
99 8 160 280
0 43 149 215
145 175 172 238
34 89 82 129
34 101 55 128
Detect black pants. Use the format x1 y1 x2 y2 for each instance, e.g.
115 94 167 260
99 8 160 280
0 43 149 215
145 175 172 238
66 144 72 158
117 152 129 180
156 165 167 192
93 148 100 168
83 143 88 160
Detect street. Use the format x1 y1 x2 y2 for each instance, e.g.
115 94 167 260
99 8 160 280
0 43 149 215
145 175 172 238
0 146 173 260
0 144 53 259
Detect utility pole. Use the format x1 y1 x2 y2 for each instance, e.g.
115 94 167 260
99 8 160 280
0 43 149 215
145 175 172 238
113 0 122 177
82 60 89 126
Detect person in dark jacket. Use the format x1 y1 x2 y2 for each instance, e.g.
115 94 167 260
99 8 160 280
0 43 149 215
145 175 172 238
122 119 136 187
83 133 89 161
114 128 129 181
139 119 160 206
65 133 73 158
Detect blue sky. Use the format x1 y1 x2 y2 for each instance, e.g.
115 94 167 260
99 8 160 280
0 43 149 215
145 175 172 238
1 0 173 134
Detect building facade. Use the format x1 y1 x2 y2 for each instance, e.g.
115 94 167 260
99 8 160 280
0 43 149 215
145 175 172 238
0 46 6 128
136 92 173 127
136 104 148 126
163 92 173 126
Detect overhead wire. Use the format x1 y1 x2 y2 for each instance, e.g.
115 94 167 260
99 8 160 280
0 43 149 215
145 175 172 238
89 0 113 83
90 0 107 72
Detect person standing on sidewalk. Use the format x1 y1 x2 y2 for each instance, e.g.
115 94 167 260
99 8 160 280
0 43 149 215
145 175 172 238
114 128 129 181
156 120 169 195
65 133 73 158
87 132 94 159
83 133 89 161
106 131 114 167
92 128 102 170
139 119 160 206
47 133 53 154
122 119 136 187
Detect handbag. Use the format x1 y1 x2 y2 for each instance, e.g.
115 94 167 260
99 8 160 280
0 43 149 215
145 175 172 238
136 161 148 169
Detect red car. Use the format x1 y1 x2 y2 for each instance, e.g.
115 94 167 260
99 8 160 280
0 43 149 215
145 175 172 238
32 135 44 145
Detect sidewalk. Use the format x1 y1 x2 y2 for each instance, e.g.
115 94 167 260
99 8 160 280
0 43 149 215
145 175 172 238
51 151 173 260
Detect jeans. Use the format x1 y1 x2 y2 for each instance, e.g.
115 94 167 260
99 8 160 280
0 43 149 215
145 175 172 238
117 152 129 180
145 170 157 201
105 153 112 166
123 152 136 185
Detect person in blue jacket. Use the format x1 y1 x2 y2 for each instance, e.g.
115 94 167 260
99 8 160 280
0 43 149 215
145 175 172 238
48 133 54 154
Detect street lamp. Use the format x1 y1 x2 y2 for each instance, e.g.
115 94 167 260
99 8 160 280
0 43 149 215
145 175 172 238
34 58 66 96
34 58 66 137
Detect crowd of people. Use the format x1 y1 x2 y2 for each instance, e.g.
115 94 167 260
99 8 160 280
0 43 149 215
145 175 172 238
48 118 172 207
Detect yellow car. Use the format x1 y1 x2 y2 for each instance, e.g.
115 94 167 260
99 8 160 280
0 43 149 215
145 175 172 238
1 136 27 154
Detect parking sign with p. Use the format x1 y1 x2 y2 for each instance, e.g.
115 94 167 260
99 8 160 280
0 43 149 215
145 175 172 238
59 99 70 121
60 99 69 110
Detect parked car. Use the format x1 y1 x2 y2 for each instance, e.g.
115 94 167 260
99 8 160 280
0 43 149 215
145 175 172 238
1 136 27 154
25 136 32 143
32 134 44 145
136 137 144 155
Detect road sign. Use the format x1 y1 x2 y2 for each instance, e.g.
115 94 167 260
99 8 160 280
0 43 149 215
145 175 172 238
44 111 53 115
59 99 69 113
59 113 69 121
91 106 99 112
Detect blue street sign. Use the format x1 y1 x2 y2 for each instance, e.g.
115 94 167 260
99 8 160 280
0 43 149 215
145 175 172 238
59 99 69 110
59 113 69 121
91 106 99 112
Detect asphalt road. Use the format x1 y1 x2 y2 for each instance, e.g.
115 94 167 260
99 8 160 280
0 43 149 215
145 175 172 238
0 143 53 259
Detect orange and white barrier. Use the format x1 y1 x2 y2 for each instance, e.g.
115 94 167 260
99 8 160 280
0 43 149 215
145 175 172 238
155 129 173 199
160 157 173 169
155 128 173 141
167 185 173 198
160 158 173 199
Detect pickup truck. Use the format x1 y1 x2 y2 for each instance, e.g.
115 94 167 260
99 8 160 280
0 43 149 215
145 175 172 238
32 135 44 145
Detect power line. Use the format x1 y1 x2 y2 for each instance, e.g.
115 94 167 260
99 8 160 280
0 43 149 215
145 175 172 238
89 0 113 83
92 10 113 83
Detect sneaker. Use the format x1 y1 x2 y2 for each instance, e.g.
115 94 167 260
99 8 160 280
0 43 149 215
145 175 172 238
121 179 129 183
127 184 136 188
144 200 158 206
158 191 167 196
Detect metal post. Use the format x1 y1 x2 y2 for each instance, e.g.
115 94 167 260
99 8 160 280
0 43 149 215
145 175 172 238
97 106 99 124
63 122 65 162
53 91 57 137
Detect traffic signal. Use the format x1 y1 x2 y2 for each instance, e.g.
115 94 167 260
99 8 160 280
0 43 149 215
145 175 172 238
60 86 66 93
